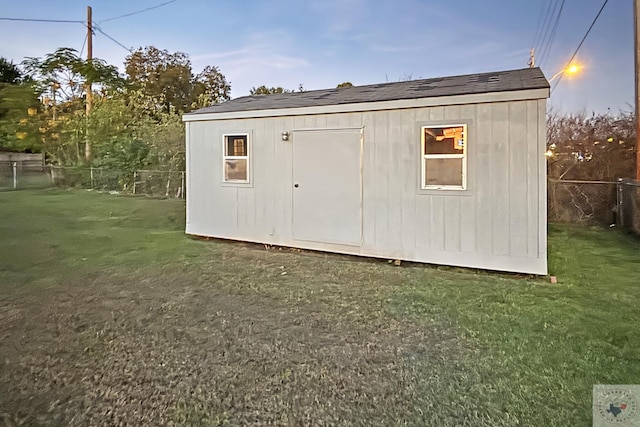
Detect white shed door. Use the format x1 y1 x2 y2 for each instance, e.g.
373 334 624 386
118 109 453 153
293 129 362 246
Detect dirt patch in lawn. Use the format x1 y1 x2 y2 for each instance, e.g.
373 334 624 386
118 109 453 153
0 254 465 426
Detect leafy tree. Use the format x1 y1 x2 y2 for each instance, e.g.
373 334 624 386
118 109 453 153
21 48 124 162
336 82 353 88
0 83 42 152
22 48 123 106
125 46 230 113
546 110 634 181
191 65 231 109
546 110 635 224
249 85 293 95
125 46 191 113
0 58 42 151
0 57 22 84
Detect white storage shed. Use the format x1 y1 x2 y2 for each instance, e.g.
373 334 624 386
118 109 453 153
183 68 550 274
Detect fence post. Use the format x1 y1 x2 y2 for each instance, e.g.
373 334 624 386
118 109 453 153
133 171 137 194
90 167 94 189
181 171 185 199
617 178 624 227
12 161 17 189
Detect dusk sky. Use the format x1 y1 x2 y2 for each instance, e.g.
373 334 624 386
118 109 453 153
0 0 633 114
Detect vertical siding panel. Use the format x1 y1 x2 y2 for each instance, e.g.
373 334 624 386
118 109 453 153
430 196 445 251
460 104 477 253
442 104 463 253
444 198 461 252
185 122 192 230
204 122 226 235
444 105 461 120
508 102 529 257
459 197 475 253
537 100 548 268
326 112 348 128
372 111 389 247
254 119 263 232
526 100 540 258
414 196 431 249
324 114 336 128
362 111 375 247
414 107 431 250
428 106 445 249
349 112 363 128
387 109 404 252
303 115 316 128
475 104 493 255
492 103 510 256
429 106 445 121
401 109 417 253
277 116 296 240
236 119 255 236
258 117 274 236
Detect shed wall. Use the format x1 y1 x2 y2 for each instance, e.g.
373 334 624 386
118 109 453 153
186 98 547 274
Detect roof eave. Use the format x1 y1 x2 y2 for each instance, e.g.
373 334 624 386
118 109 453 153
183 87 549 122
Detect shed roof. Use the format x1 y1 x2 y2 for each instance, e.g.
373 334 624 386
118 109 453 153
188 67 549 115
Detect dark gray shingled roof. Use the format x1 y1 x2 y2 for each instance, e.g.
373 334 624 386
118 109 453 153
188 67 549 115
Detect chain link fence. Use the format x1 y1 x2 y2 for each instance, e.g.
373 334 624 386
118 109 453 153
5 164 638 234
548 179 618 225
50 166 185 199
1 165 185 199
548 178 640 237
618 179 640 236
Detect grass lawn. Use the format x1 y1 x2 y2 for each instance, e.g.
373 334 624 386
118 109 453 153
0 189 639 426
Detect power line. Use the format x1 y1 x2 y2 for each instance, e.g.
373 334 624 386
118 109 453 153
539 0 566 68
537 0 562 67
93 25 133 53
99 0 176 23
0 17 82 23
552 0 610 93
532 0 552 50
80 32 88 57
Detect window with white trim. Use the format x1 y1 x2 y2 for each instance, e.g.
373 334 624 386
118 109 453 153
223 134 249 183
421 124 467 190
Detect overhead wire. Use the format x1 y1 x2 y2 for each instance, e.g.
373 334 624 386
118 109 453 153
539 0 566 68
532 0 553 54
2 1 175 57
551 0 610 93
537 0 562 67
93 25 133 53
0 17 82 23
531 0 550 51
93 1 178 55
80 32 88 57
99 0 176 23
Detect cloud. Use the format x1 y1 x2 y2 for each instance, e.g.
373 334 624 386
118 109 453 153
191 48 257 62
369 44 424 53
190 33 310 98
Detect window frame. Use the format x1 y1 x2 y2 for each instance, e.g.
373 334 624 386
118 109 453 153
420 123 468 191
222 132 252 186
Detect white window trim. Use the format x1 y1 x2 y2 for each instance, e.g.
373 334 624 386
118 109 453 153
222 132 251 185
421 124 467 191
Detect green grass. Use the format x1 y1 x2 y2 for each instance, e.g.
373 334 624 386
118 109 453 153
1 189 639 426
391 223 640 424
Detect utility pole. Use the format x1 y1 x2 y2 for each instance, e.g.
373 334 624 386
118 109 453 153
85 5 93 162
528 48 535 68
635 0 640 180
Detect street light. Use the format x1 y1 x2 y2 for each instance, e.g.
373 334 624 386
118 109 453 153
549 64 581 82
